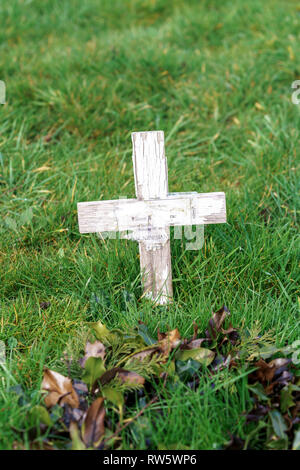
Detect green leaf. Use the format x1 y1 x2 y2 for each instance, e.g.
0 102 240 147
91 321 111 343
82 357 106 390
69 422 86 450
176 359 201 380
259 345 281 359
292 429 300 450
102 386 124 411
91 320 125 345
176 347 215 366
248 383 269 401
280 385 295 413
266 437 288 450
137 323 157 345
269 410 288 440
30 405 52 427
122 332 147 349
165 360 176 376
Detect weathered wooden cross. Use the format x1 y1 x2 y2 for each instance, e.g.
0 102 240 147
77 131 226 304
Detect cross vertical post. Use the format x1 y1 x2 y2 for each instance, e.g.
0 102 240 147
131 131 173 304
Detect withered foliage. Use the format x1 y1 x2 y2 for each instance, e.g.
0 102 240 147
244 357 300 449
13 305 299 450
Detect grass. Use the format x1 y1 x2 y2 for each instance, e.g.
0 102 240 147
0 0 299 450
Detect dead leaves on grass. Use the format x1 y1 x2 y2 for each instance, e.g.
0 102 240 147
99 368 145 387
245 355 300 449
157 328 181 355
37 307 226 449
42 369 79 408
26 305 299 450
205 305 238 345
82 397 106 448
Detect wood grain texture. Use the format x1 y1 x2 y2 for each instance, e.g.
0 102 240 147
77 192 226 233
132 131 172 304
132 131 168 200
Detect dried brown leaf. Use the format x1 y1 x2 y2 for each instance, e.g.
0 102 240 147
250 358 291 387
206 305 234 340
82 397 105 448
252 359 277 383
185 338 206 350
41 369 79 408
117 370 145 386
99 368 145 387
80 340 106 367
158 328 181 355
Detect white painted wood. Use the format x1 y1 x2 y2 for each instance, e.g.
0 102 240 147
132 131 168 200
77 130 227 306
77 192 226 233
131 131 172 304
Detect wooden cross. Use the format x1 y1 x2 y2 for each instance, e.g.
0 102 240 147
77 131 226 304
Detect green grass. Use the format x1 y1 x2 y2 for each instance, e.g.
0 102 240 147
0 0 299 450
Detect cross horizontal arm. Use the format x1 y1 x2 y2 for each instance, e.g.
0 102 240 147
77 192 226 234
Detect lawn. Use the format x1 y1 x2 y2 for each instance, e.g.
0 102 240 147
0 0 299 450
